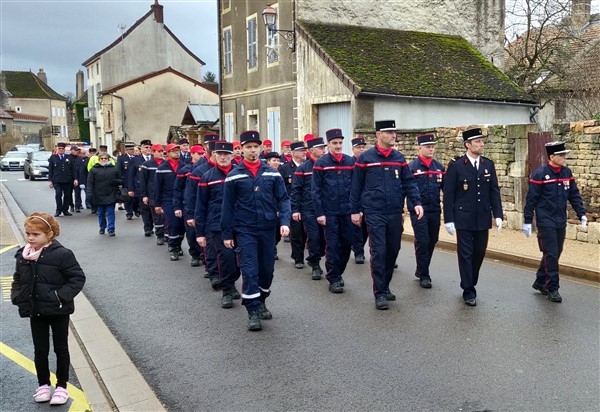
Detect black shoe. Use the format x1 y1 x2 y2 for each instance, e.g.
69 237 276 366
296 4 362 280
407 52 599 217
99 229 105 235
221 292 234 309
340 277 344 287
328 281 344 294
134 211 141 217
375 296 389 310
420 278 432 289
231 287 241 300
311 264 323 280
54 212 61 217
91 208 97 214
144 231 153 237
283 236 290 243
355 255 365 264
75 208 81 213
257 303 272 320
118 205 125 210
108 230 115 237
170 251 179 261
210 278 221 290
274 254 279 260
157 237 165 246
393 263 398 269
248 311 262 331
126 215 133 220
69 206 74 213
190 258 201 267
203 271 210 279
294 261 304 269
178 249 184 256
414 269 420 278
547 290 562 303
464 298 477 307
63 211 72 216
386 290 396 301
532 280 548 295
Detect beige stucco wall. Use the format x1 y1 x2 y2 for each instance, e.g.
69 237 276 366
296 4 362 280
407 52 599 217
101 72 218 145
298 0 505 68
9 97 67 140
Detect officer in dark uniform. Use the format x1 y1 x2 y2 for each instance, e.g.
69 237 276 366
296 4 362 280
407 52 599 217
442 127 503 307
117 142 136 219
48 142 78 217
408 133 445 288
312 128 355 294
350 137 368 264
178 138 192 164
139 144 166 245
221 131 290 331
69 146 84 213
195 141 241 308
128 139 153 232
291 136 327 280
523 141 586 303
350 120 423 310
279 141 307 268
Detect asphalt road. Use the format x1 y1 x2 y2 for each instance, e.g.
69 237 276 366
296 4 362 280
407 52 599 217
2 171 599 412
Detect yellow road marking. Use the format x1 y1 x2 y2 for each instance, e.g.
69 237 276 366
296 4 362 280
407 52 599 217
0 244 18 254
1 276 12 302
0 342 91 411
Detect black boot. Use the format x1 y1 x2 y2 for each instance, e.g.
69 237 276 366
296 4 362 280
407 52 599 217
170 249 180 261
247 311 262 331
190 257 201 267
310 263 323 280
257 302 272 319
221 290 234 308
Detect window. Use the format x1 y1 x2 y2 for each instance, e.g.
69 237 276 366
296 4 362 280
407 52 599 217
52 126 61 136
247 16 257 70
0 123 6 134
52 107 56 117
223 27 232 75
222 0 231 12
247 109 259 131
267 26 279 64
267 108 280 148
224 113 234 141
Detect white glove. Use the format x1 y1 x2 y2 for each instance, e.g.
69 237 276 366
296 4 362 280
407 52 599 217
496 217 503 233
444 222 455 236
79 184 85 189
581 215 588 230
522 223 532 238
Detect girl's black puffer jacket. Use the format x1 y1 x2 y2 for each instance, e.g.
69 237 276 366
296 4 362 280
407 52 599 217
11 241 86 318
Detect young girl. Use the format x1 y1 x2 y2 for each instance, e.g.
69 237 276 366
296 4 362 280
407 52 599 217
11 212 86 405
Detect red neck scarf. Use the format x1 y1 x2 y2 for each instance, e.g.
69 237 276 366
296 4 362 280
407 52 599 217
207 158 216 168
376 144 393 158
283 154 292 163
154 157 163 166
547 162 561 174
217 164 233 175
244 159 261 177
330 152 343 163
418 155 433 168
168 158 179 172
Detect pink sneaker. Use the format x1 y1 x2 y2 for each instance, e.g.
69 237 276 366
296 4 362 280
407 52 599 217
50 386 69 405
33 384 51 402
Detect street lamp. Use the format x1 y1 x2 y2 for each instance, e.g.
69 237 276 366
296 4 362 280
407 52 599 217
261 5 295 51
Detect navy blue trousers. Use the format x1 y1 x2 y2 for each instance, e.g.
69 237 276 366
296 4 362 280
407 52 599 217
302 212 325 266
205 231 219 281
456 229 489 300
365 213 403 298
289 218 306 263
209 231 240 290
53 182 73 213
323 215 353 284
352 215 368 258
536 226 565 292
185 224 201 259
411 211 440 280
236 228 276 312
162 203 184 250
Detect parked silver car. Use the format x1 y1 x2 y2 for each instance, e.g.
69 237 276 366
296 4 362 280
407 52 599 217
0 151 29 171
23 150 52 180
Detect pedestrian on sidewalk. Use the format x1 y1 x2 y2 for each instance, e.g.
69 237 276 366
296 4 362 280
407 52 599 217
408 133 445 289
11 212 86 405
442 127 503 307
87 153 122 236
523 141 587 303
221 131 291 331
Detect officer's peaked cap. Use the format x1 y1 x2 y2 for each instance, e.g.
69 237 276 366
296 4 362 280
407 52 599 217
240 130 262 145
545 141 570 156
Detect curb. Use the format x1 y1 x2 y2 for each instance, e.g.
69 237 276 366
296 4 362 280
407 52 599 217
1 183 166 412
402 233 599 283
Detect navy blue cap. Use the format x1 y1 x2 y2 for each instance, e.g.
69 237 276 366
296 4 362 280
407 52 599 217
306 137 326 149
462 128 484 142
265 151 280 160
290 141 305 151
240 130 261 145
545 141 570 156
203 133 220 143
214 141 234 153
375 120 396 131
325 128 344 141
351 137 366 147
417 134 436 145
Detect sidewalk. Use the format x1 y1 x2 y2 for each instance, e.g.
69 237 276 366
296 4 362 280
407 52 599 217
1 184 166 411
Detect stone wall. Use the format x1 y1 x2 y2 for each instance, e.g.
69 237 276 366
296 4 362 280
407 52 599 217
354 122 600 244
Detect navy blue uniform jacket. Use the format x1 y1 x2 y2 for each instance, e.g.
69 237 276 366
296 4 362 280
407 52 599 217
221 162 291 240
524 163 585 228
312 153 355 216
442 155 502 231
48 154 77 183
350 147 421 215
408 157 445 213
139 159 161 205
127 155 146 195
154 160 186 207
291 157 316 215
195 165 229 237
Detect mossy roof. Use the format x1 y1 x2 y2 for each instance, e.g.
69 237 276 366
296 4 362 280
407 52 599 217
298 21 535 104
2 71 66 100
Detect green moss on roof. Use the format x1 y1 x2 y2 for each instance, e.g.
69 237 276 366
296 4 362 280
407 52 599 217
299 21 535 103
2 71 66 100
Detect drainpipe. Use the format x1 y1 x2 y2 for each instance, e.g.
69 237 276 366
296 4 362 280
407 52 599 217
111 93 126 143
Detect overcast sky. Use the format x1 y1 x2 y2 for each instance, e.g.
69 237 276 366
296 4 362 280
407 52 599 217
0 0 218 96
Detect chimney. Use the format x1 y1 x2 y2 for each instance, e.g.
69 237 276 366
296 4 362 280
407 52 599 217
37 68 48 84
572 0 591 29
151 0 164 24
76 70 85 99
